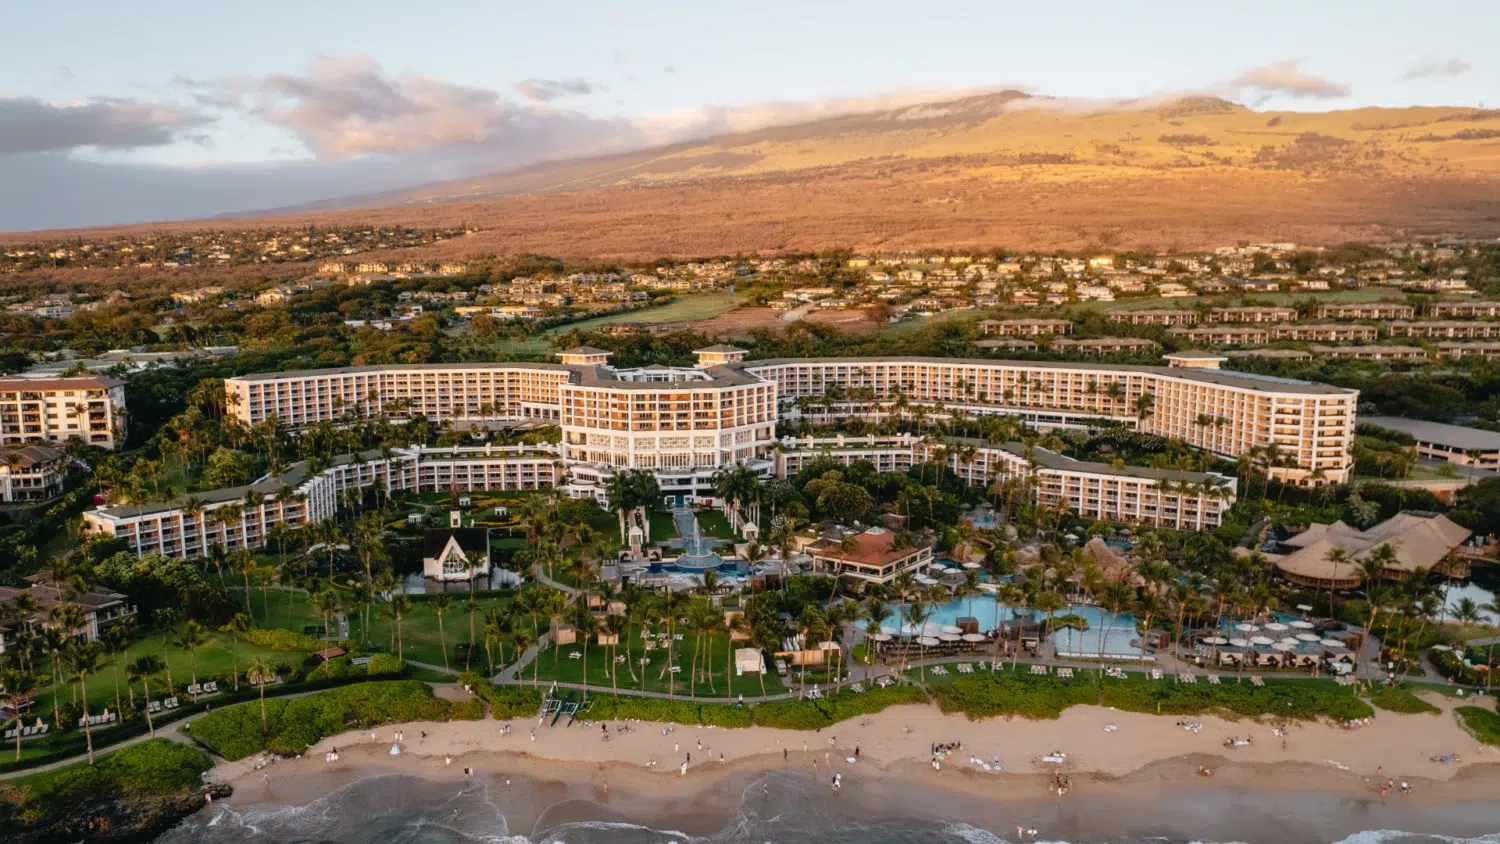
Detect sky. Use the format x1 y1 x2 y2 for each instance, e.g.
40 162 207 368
1 0 1494 231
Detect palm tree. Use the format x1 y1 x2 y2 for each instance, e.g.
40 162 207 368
232 549 257 623
512 625 539 686
865 599 892 665
1322 547 1350 618
246 657 275 730
311 590 342 643
101 620 133 722
574 610 600 699
2 667 35 762
70 643 103 764
389 594 413 661
128 655 164 737
431 592 454 672
175 620 211 700
906 601 932 682
227 612 251 690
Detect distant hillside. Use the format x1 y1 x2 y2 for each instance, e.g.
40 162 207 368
15 92 1500 256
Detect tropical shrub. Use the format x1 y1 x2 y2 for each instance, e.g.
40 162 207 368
472 683 544 719
1367 685 1440 715
191 680 479 761
239 627 323 652
1100 679 1373 721
366 653 405 676
1 740 212 826
1430 649 1486 686
752 685 928 729
930 673 1095 720
1455 706 1500 746
307 656 361 682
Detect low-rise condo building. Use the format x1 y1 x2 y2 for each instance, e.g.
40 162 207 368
1306 345 1427 361
978 319 1074 337
1106 309 1199 327
1388 321 1500 340
1363 417 1500 469
1436 342 1500 359
1268 323 1382 343
1207 307 1298 324
0 377 127 450
1316 302 1414 320
0 445 66 502
1428 301 1500 319
1165 326 1270 346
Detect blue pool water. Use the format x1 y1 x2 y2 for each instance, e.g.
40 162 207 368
901 597 1143 657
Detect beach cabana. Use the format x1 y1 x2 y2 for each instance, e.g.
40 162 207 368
735 647 764 674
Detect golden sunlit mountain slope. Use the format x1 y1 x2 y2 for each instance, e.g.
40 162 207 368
14 93 1500 256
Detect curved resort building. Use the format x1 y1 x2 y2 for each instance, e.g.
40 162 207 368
85 348 1357 560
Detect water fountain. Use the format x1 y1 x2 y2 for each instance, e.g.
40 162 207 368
673 511 724 571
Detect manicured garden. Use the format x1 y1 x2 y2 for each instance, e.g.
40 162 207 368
1366 684 1441 715
1455 705 1500 746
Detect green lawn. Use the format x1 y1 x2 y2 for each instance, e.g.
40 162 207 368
347 595 526 672
544 292 746 335
694 510 738 541
27 628 301 724
648 510 679 541
529 629 789 697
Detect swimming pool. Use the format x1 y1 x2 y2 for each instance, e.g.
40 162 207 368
899 596 1143 657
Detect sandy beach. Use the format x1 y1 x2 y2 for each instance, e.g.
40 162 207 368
215 688 1500 815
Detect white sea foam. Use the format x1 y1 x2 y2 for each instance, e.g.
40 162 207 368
1330 832 1500 844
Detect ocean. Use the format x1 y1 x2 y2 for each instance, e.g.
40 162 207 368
154 771 1500 844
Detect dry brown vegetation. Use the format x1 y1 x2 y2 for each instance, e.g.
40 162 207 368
10 93 1500 258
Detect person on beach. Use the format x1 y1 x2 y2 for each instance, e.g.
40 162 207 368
680 762 688 776
783 748 788 762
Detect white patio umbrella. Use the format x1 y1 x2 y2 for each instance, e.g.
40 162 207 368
939 633 962 642
929 562 948 570
1234 623 1258 632
1272 642 1295 652
869 633 892 642
962 633 988 643
1279 637 1301 645
1228 637 1250 647
1203 636 1229 645
918 637 940 647
1321 639 1348 648
880 626 900 636
1250 636 1275 645
1295 633 1321 642
1289 620 1315 629
963 562 983 569
1264 622 1289 632
942 625 964 634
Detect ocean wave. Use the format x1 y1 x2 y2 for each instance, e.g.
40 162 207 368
1330 832 1500 844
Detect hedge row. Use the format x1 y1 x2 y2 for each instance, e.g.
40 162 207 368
1455 706 1500 746
752 685 928 730
1430 649 1487 686
190 680 483 761
1100 680 1373 722
581 695 753 728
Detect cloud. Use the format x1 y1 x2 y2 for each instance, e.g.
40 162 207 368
1401 57 1471 80
1226 60 1350 100
0 95 214 157
513 77 595 102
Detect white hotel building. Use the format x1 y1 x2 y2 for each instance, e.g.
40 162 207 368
85 347 1356 560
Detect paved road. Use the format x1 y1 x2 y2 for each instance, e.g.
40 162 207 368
780 302 814 323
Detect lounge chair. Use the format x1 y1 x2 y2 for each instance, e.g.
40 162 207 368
1250 676 1264 687
1206 674 1220 685
1030 664 1048 676
1057 667 1073 679
957 663 973 674
849 683 864 693
1179 673 1196 684
1150 669 1163 681
876 676 894 688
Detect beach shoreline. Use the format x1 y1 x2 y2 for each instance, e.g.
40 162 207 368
214 692 1500 816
